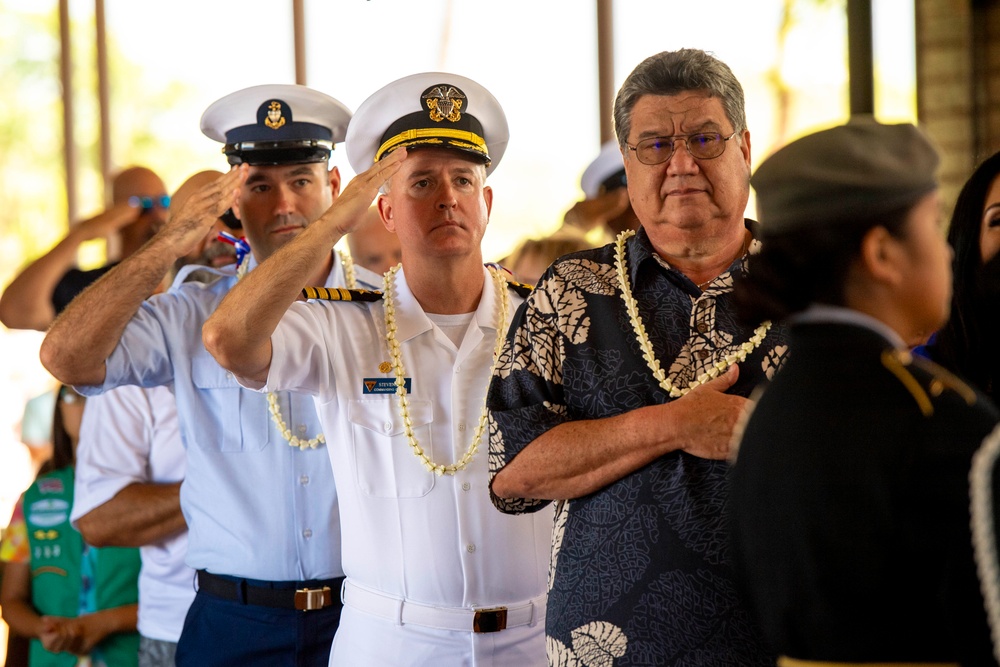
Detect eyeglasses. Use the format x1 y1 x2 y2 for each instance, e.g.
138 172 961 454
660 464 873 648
626 131 737 165
128 195 171 210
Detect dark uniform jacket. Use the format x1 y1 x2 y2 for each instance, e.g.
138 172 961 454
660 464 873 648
730 320 999 665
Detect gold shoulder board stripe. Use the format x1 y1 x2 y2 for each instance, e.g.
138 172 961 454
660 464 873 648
881 350 933 417
505 278 533 298
909 355 977 406
301 286 384 302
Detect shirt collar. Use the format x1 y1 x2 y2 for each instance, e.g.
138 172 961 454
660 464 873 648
628 220 758 289
790 304 907 349
391 266 500 344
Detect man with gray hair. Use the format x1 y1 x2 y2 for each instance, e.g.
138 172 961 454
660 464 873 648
487 48 787 664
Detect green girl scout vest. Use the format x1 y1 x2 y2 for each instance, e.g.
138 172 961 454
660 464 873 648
23 466 141 667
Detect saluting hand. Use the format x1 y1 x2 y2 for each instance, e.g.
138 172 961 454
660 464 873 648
160 165 247 260
321 147 408 238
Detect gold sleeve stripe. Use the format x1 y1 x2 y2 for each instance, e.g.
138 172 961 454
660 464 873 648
881 350 933 417
301 286 383 302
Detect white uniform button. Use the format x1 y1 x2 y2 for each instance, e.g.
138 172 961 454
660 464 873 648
303 529 313 539
462 482 471 491
226 371 234 379
383 422 392 432
458 422 467 432
300 475 310 485
466 543 476 553
297 424 307 435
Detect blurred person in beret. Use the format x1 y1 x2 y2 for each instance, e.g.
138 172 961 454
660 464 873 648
730 117 1000 665
203 73 552 666
41 84 363 666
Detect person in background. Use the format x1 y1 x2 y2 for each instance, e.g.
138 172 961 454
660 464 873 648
497 141 634 286
561 139 639 242
730 118 998 665
500 230 593 286
0 166 168 331
924 150 1000 403
1 384 141 666
487 48 786 665
18 387 57 474
344 204 402 278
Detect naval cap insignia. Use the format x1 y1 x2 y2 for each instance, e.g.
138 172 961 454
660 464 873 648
422 84 466 123
264 100 286 130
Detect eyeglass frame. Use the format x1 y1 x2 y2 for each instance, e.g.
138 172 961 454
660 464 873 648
625 131 739 165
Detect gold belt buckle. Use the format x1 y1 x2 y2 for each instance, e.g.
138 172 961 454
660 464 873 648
472 606 508 633
294 586 332 611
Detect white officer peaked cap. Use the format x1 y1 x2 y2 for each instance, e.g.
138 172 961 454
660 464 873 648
581 140 627 199
346 72 509 177
201 84 352 166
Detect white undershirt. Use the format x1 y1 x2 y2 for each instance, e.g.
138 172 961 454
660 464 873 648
426 311 476 349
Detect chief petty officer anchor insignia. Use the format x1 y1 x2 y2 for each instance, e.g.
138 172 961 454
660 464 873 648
265 100 286 130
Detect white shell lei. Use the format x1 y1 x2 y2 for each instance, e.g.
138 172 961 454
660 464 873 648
614 230 771 398
337 249 356 291
235 253 350 450
382 264 510 476
970 425 1000 664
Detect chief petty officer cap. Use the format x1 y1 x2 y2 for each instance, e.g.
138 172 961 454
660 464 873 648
581 140 627 199
201 84 352 166
345 72 508 177
752 115 940 235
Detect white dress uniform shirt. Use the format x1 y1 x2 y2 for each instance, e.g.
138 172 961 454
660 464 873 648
258 266 552 667
76 255 350 582
71 384 192 642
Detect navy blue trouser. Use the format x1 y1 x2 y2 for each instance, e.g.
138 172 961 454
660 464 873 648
175 575 344 667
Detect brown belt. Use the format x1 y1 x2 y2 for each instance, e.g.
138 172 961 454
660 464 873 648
196 570 344 612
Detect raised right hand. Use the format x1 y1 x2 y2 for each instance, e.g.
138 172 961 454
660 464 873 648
324 147 408 237
159 165 247 260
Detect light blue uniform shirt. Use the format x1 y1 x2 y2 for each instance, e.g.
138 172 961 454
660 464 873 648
77 255 360 581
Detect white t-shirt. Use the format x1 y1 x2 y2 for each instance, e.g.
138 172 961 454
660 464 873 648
71 384 193 643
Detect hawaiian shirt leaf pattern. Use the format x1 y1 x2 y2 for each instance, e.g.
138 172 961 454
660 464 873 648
487 226 789 666
572 622 628 666
546 621 628 667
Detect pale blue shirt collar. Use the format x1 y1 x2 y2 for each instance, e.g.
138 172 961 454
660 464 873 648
790 304 906 350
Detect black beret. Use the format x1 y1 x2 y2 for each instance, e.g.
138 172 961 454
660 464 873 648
752 117 940 234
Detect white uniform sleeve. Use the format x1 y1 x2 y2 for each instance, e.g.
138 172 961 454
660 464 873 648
71 385 155 526
240 301 336 397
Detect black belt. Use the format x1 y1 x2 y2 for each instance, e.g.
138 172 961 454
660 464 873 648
196 570 344 612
